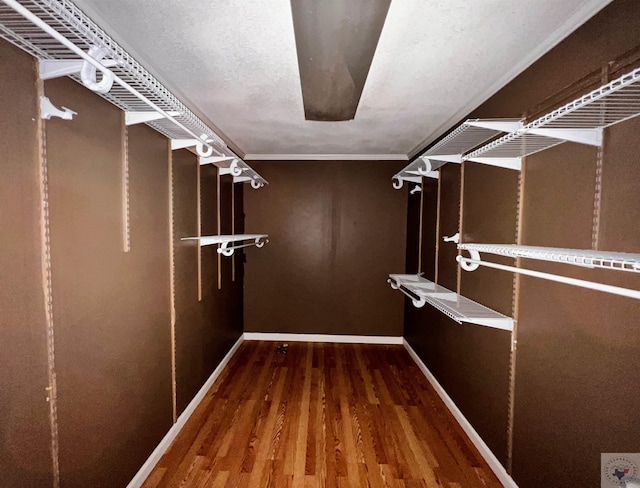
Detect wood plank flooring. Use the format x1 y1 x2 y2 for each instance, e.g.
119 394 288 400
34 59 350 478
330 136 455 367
143 341 502 487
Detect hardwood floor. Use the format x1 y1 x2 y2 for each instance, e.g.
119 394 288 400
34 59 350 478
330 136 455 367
143 341 502 487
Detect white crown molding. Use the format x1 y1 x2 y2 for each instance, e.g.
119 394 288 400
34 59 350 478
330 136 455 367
403 339 519 488
126 335 244 488
243 332 403 344
243 154 408 161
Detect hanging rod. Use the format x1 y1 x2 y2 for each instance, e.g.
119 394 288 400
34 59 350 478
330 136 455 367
217 238 268 256
181 234 269 256
387 278 426 308
457 254 640 300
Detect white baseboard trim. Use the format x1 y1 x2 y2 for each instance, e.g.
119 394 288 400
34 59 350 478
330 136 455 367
243 332 403 344
127 335 244 488
403 339 518 488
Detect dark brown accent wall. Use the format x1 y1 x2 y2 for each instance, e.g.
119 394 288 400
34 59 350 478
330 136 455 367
435 164 461 290
460 163 519 315
405 1 640 487
0 41 53 488
420 177 439 282
404 183 422 274
44 77 173 487
172 149 205 415
1 35 244 486
172 160 243 417
513 117 640 488
243 161 406 336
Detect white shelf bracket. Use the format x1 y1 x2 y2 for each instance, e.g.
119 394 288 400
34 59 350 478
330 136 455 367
199 156 235 166
410 185 422 195
467 120 523 132
40 96 76 120
171 135 215 157
125 111 180 126
39 58 119 81
251 179 264 189
422 154 462 164
171 139 197 150
528 128 603 147
466 157 522 171
392 177 404 190
418 157 447 175
443 233 460 243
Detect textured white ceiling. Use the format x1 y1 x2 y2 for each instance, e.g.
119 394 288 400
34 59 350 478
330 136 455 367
74 0 611 159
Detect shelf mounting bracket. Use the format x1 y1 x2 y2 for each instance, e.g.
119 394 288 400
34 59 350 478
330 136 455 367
125 111 180 126
40 96 76 120
528 128 603 146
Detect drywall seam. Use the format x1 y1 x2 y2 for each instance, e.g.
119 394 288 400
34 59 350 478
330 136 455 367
126 335 244 488
403 339 519 488
243 333 404 344
37 79 60 488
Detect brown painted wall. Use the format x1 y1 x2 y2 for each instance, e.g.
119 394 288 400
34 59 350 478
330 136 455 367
44 77 173 487
1 37 243 486
406 1 640 487
436 164 461 290
0 41 52 488
172 159 244 416
243 161 407 336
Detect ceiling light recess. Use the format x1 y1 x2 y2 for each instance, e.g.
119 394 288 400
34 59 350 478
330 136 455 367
0 0 267 188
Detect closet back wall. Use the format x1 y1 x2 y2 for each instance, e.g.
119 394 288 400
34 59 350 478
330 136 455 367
244 161 407 336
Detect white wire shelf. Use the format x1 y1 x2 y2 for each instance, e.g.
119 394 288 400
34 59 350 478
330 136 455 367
423 118 521 162
0 0 267 187
458 243 640 274
200 156 267 189
457 244 640 300
465 67 640 167
182 234 269 256
392 119 520 188
387 274 514 331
